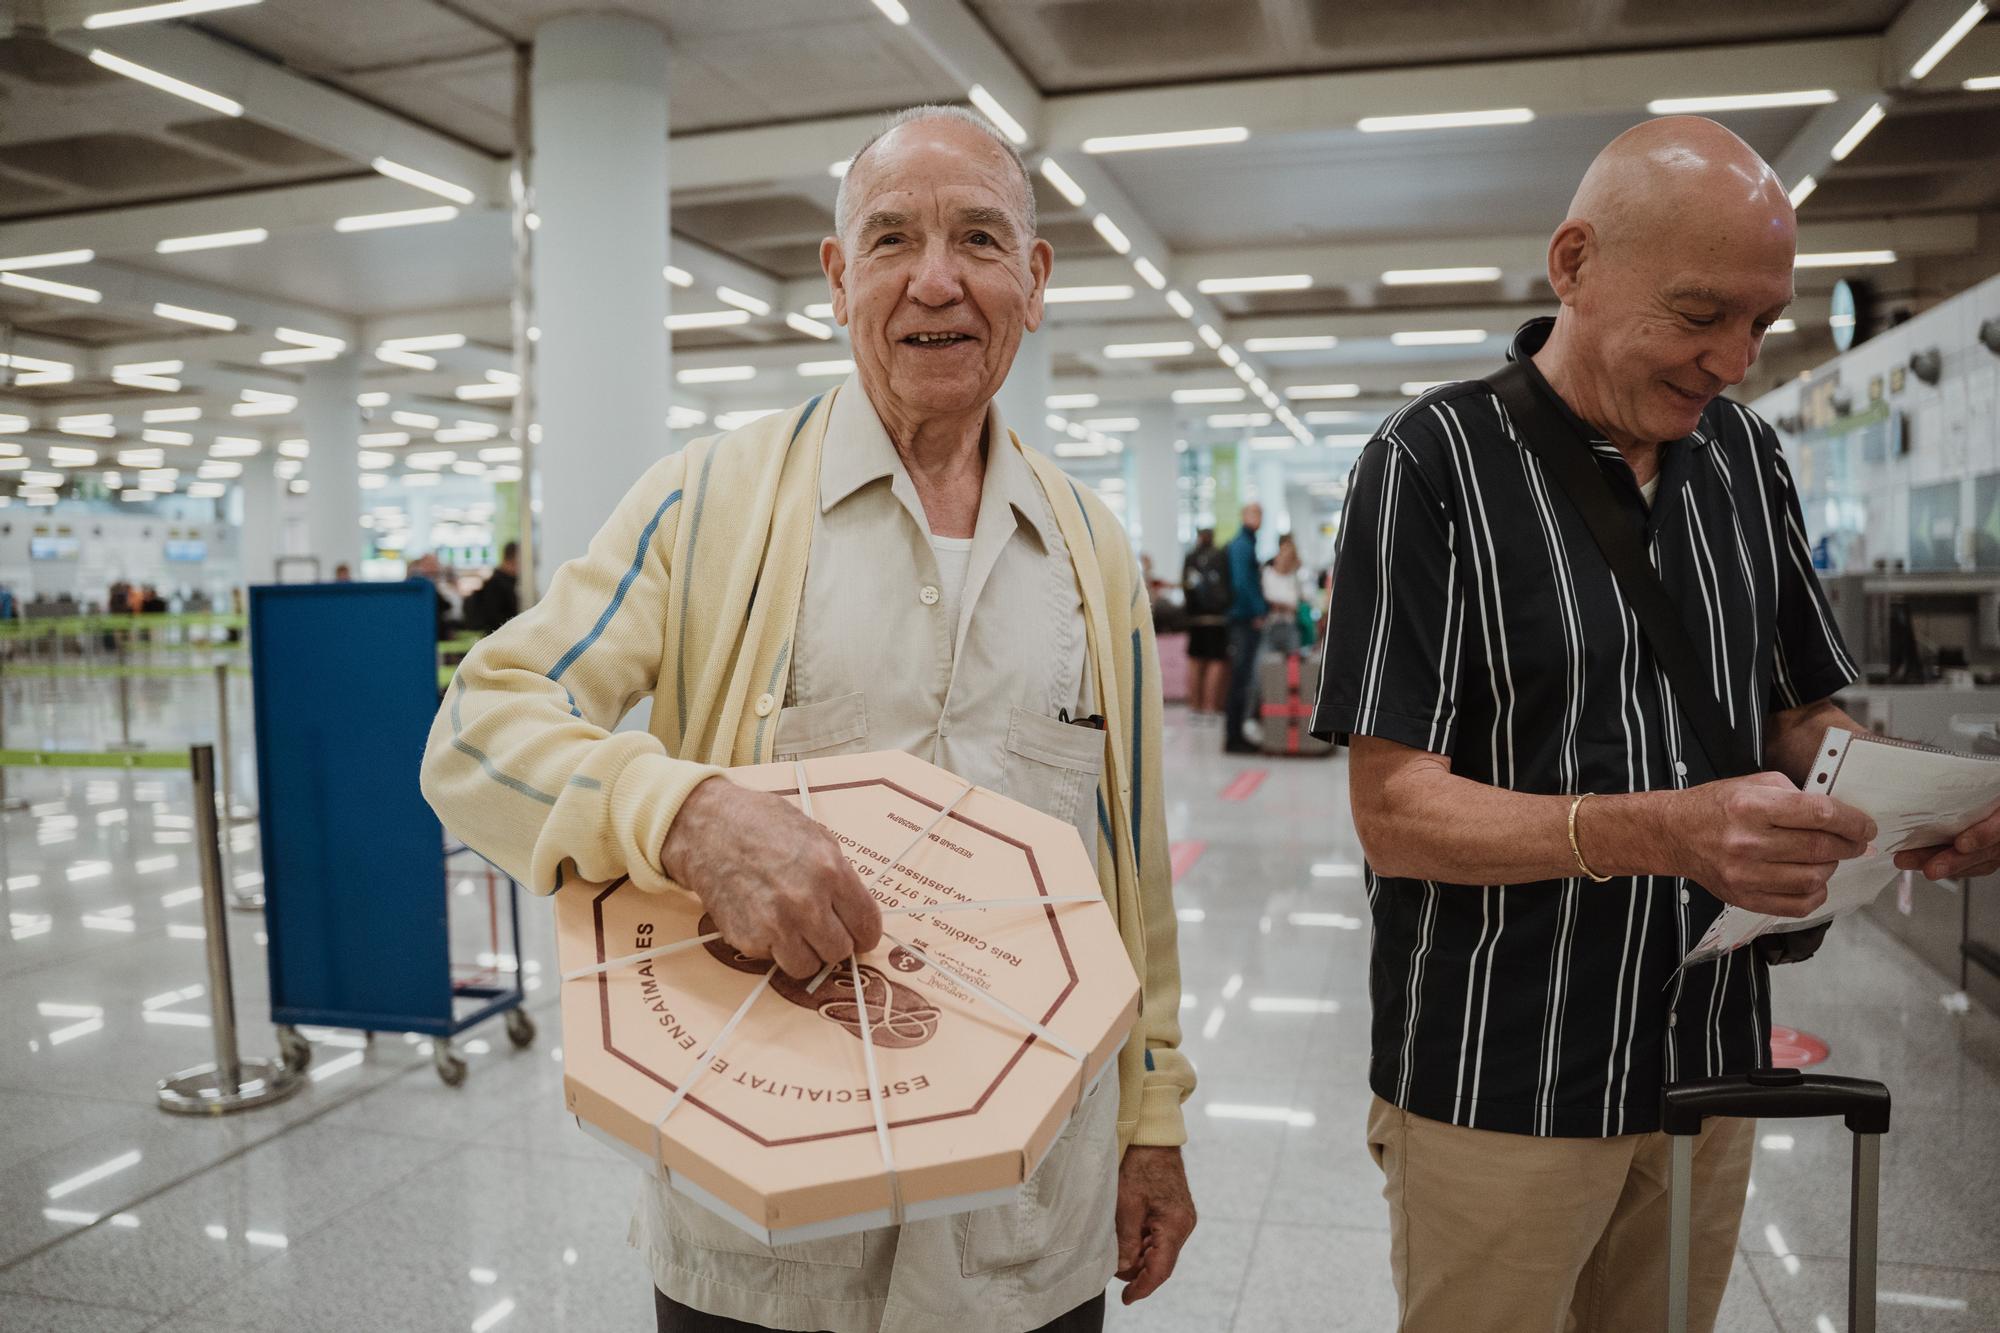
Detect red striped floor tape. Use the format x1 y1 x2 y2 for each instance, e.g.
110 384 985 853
1220 770 1267 802
1169 840 1206 882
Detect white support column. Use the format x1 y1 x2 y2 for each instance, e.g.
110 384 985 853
1255 454 1289 559
233 454 284 587
300 353 363 579
994 327 1051 456
1131 405 1182 579
530 15 672 587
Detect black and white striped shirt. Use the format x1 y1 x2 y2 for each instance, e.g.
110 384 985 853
1311 318 1855 1138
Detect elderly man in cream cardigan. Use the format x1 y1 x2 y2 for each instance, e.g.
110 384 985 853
421 106 1196 1333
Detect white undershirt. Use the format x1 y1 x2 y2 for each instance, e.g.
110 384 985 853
928 533 974 643
1640 475 1661 508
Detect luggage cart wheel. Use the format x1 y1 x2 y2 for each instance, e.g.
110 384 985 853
433 1042 467 1087
276 1025 313 1072
504 1008 536 1050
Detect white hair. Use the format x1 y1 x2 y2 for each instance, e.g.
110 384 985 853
832 104 1037 240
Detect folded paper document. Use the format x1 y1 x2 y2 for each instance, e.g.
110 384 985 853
1682 728 2000 968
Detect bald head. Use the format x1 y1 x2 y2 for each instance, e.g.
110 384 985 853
1566 116 1795 263
1534 116 1798 450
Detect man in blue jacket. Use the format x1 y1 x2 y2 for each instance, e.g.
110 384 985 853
1223 502 1267 753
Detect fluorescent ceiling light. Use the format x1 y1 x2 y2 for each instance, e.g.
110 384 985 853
1391 328 1487 345
113 359 182 377
373 348 436 371
261 346 339 365
435 424 499 443
798 359 855 377
667 310 751 331
277 438 308 458
1830 102 1886 161
153 301 235 330
86 0 260 27
116 374 181 392
455 382 516 400
1645 89 1836 114
1232 362 1256 382
1245 335 1338 352
1320 434 1372 446
1173 387 1246 403
1082 417 1140 431
405 450 453 471
785 312 832 339
197 461 243 479
716 286 770 316
380 333 465 353
1131 257 1167 290
1092 214 1132 255
1381 266 1503 285
451 460 486 476
21 470 65 487
1248 436 1295 450
119 449 166 467
1197 324 1222 350
1304 410 1366 424
0 249 93 270
804 302 835 319
2 272 100 303
1795 249 1896 267
1038 158 1087 207
1250 376 1269 396
1196 274 1311 294
1102 341 1193 358
276 328 344 350
479 446 521 463
870 0 910 25
1358 107 1535 133
967 85 1028 145
371 157 475 205
88 49 242 115
0 416 26 433
334 206 458 233
49 446 99 467
357 451 393 470
667 405 708 428
1217 344 1242 367
663 265 693 287
209 437 261 457
676 365 756 384
391 411 440 429
155 227 266 254
1046 393 1100 409
1911 2 1989 79
1165 289 1194 319
827 160 850 179
1082 127 1249 153
143 406 200 423
1965 74 2000 90
1044 285 1133 304
356 391 390 408
58 414 114 436
1768 318 1797 333
1208 412 1271 427
1286 383 1361 399
141 431 191 447
1402 380 1449 394
1788 174 1818 208
715 408 782 431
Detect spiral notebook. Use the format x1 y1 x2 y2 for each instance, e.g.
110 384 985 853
1681 727 2000 968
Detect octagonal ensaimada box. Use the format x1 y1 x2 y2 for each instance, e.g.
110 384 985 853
556 748 1141 1246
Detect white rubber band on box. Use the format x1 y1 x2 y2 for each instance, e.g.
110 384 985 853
649 966 775 1173
561 930 726 984
850 954 905 1226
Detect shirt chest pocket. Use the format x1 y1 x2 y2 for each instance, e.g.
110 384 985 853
1001 706 1105 833
773 691 869 761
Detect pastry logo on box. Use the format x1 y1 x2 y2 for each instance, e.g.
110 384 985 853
698 914 941 1048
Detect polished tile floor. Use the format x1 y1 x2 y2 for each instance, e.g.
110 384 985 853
2 673 1997 1331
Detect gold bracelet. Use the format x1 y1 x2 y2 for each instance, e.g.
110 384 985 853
1568 793 1613 883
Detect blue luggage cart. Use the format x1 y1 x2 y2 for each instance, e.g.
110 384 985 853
249 581 533 1085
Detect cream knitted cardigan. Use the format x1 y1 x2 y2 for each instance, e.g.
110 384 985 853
420 385 1194 1149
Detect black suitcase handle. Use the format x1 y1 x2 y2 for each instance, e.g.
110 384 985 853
1661 1068 1891 1136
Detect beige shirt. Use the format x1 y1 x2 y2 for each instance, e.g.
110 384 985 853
638 378 1119 1333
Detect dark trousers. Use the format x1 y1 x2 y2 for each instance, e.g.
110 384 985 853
1224 618 1263 745
655 1289 1105 1332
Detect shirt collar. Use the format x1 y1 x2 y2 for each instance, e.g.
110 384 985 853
819 376 1054 547
1506 316 1710 452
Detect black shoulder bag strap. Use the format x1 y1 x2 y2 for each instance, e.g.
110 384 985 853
1484 361 1827 964
1483 360 1752 781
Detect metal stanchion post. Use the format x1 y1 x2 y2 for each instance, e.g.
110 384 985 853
158 745 302 1115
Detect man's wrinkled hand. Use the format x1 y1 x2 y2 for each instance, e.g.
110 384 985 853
1670 773 1875 918
1114 1145 1195 1304
660 777 882 979
1894 805 2000 882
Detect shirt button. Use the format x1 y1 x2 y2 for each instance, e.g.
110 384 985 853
1668 1012 1678 1028
754 693 775 717
920 585 940 606
1674 761 1688 777
1680 887 1690 905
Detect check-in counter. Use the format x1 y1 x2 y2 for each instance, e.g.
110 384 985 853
1833 685 2000 1011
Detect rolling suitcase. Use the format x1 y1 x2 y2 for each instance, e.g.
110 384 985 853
1662 1068 1891 1333
1257 649 1333 756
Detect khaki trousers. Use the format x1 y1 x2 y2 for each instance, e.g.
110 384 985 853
1366 1095 1754 1333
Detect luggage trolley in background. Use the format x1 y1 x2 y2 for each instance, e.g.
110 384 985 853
249 581 534 1086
